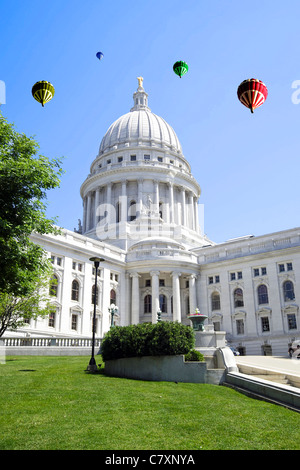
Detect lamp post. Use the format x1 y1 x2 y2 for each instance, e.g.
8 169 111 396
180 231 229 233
108 303 118 328
157 308 162 322
87 257 104 372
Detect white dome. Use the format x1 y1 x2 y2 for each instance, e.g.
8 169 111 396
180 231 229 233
99 78 182 155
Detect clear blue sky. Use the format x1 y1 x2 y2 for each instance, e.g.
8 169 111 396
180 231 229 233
1 0 300 243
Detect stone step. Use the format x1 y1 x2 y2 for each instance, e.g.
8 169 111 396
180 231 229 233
252 374 290 384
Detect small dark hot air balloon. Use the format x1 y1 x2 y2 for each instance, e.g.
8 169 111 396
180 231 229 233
96 51 104 61
173 60 188 78
32 81 55 107
237 78 268 113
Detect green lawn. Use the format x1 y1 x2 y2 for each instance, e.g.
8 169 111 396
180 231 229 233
0 355 299 450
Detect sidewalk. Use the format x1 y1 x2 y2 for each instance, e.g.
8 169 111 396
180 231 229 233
236 355 300 377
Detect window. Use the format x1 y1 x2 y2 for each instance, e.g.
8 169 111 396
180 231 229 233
144 155 150 160
110 289 116 305
91 285 98 305
71 280 79 301
237 271 243 279
118 156 123 162
159 294 167 313
254 267 267 276
257 285 268 305
230 273 236 281
208 277 214 285
145 279 151 287
211 292 221 311
261 316 270 332
144 295 152 313
49 275 58 297
215 275 220 283
279 264 285 272
159 279 165 287
287 314 297 330
236 319 244 335
283 281 295 301
107 159 111 164
130 155 136 161
71 314 77 330
234 288 244 308
129 200 136 221
287 262 293 271
48 310 55 328
157 157 163 162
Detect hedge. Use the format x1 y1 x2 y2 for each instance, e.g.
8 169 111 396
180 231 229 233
100 322 195 361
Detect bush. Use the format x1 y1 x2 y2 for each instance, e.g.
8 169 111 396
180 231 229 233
101 322 195 361
185 349 204 362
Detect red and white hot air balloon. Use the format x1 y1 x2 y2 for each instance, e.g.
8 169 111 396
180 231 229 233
237 78 268 113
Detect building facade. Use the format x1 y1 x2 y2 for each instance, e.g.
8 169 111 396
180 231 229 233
10 78 300 356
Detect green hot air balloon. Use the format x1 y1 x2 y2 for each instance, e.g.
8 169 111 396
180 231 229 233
173 61 188 78
32 80 55 107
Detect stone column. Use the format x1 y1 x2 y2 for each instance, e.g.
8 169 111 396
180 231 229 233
150 270 160 323
86 192 92 232
137 179 143 217
121 180 127 223
169 182 174 224
194 198 199 233
189 274 198 314
189 193 195 230
82 197 87 233
130 273 140 324
171 271 181 322
106 183 112 224
181 187 186 226
94 187 101 227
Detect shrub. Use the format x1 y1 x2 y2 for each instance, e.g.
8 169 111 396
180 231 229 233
185 349 204 362
101 322 195 361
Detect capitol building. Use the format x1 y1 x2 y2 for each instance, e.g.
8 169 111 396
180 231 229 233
17 78 300 356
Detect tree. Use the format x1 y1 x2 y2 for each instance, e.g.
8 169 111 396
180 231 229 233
0 265 56 337
0 112 63 296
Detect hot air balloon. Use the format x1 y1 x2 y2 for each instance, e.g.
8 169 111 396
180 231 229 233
32 81 55 107
96 51 104 61
173 61 188 78
237 78 268 113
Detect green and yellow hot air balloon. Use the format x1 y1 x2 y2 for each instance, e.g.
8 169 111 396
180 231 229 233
32 80 55 107
173 61 188 78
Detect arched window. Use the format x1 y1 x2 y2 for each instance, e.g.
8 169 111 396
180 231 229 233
144 295 152 313
110 289 116 305
283 280 295 301
91 284 98 305
71 280 79 301
129 200 136 221
234 288 244 308
211 292 221 311
49 275 58 297
257 284 268 305
159 294 167 313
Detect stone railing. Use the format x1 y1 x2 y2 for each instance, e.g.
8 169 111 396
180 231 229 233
2 337 101 348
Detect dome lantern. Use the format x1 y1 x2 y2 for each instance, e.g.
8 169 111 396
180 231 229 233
130 77 151 112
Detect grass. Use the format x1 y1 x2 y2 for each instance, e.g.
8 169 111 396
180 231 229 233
0 355 299 450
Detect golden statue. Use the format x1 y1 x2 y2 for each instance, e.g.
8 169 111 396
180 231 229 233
137 77 143 88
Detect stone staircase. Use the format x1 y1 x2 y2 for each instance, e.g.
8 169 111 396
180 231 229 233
236 363 300 389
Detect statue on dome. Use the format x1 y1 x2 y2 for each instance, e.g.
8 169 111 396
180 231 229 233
137 76 144 88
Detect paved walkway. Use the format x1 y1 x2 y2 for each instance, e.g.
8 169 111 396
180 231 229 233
235 355 300 377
